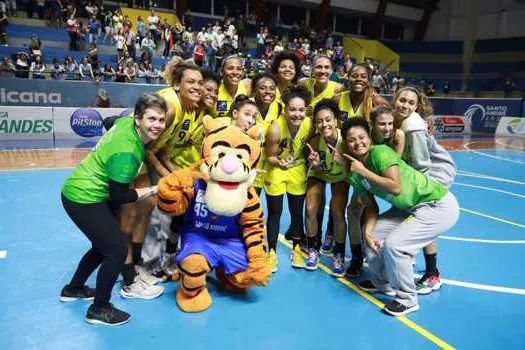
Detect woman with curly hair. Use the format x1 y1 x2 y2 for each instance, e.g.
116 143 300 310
270 50 302 104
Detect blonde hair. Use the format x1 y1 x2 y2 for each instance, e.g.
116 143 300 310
392 86 434 120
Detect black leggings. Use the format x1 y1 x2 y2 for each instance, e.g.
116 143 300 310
62 194 127 307
266 193 305 251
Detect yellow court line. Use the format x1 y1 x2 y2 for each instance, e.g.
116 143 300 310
278 237 455 350
460 207 525 229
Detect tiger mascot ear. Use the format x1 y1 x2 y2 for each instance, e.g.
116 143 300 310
202 114 229 136
246 124 265 144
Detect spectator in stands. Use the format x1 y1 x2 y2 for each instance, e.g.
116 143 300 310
77 20 88 51
103 10 113 45
443 81 450 96
204 38 216 71
0 11 8 46
112 8 123 36
93 61 104 82
5 0 14 17
15 52 29 78
170 40 184 58
102 63 115 82
124 60 136 83
333 41 344 67
88 43 98 65
28 33 42 57
123 15 132 32
88 14 101 45
372 70 385 94
136 62 147 83
49 58 64 80
504 77 515 98
162 21 172 58
92 88 110 107
139 51 149 66
344 54 353 73
147 9 159 44
426 82 436 97
36 0 45 20
114 29 125 59
64 56 79 80
30 54 45 79
26 0 36 18
119 51 134 67
85 2 98 18
67 13 79 51
141 32 155 61
182 26 194 46
114 64 126 83
146 62 158 84
0 2 5 15
125 29 136 60
136 16 146 45
0 55 15 77
330 65 348 85
257 27 266 58
79 56 94 81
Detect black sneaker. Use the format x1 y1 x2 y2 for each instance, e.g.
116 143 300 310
284 227 293 241
60 285 96 302
358 280 396 296
345 258 363 278
85 303 131 326
382 300 420 317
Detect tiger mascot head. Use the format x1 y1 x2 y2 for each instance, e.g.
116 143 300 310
198 116 264 216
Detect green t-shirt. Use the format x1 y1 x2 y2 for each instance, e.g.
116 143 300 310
62 117 145 204
349 145 447 209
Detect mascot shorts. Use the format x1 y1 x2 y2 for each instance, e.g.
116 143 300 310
176 233 248 275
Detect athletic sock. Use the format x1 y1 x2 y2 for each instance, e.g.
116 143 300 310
122 263 137 286
424 253 438 276
350 244 363 261
307 236 317 250
132 243 143 265
333 242 345 256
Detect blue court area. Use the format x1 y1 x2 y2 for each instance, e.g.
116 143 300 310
1 147 525 349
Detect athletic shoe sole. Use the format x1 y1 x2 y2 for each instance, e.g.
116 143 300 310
59 296 95 303
331 271 345 278
382 304 420 317
85 316 131 326
304 264 318 271
119 288 164 300
358 284 396 297
416 282 442 295
320 249 334 257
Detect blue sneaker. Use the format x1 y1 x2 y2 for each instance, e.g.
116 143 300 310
320 232 334 256
304 248 319 271
331 253 345 277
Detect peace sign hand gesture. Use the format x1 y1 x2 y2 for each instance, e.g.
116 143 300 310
326 143 344 165
305 143 321 168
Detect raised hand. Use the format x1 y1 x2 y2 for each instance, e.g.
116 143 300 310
326 143 344 165
305 143 321 168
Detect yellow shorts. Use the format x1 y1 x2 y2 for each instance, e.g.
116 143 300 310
308 171 347 184
263 163 307 196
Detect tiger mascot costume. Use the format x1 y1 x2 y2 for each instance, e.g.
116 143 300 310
157 116 271 313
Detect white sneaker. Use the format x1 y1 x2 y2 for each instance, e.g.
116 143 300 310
135 265 163 286
120 277 164 299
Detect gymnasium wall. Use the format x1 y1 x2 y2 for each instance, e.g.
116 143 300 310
426 0 525 40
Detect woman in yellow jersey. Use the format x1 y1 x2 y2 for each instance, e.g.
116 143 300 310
212 55 252 118
299 55 345 118
334 63 390 278
264 86 312 272
176 70 221 167
303 99 349 277
270 51 302 105
295 55 346 248
251 73 282 195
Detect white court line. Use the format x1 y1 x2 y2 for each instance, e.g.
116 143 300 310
440 236 525 244
413 273 525 296
453 182 525 200
494 140 525 152
0 250 7 259
464 142 525 165
456 171 525 186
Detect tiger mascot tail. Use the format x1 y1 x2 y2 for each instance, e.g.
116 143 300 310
157 116 270 313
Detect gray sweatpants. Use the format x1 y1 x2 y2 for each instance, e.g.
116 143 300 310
366 192 460 307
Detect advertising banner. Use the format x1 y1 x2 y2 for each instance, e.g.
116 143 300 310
431 115 467 136
0 106 54 141
496 117 525 137
53 107 128 140
0 78 164 107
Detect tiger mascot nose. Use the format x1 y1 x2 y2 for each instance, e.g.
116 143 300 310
220 154 240 174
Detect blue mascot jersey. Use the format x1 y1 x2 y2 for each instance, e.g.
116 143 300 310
180 179 242 239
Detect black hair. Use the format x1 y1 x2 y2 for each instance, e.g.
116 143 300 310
282 85 311 107
341 117 370 140
134 92 168 118
201 70 221 86
251 72 278 94
271 51 301 84
313 99 340 121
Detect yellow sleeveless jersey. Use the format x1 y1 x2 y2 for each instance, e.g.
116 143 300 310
304 79 338 118
337 91 365 127
309 129 347 183
152 87 183 153
165 109 203 169
272 115 312 164
211 81 249 118
253 100 283 188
